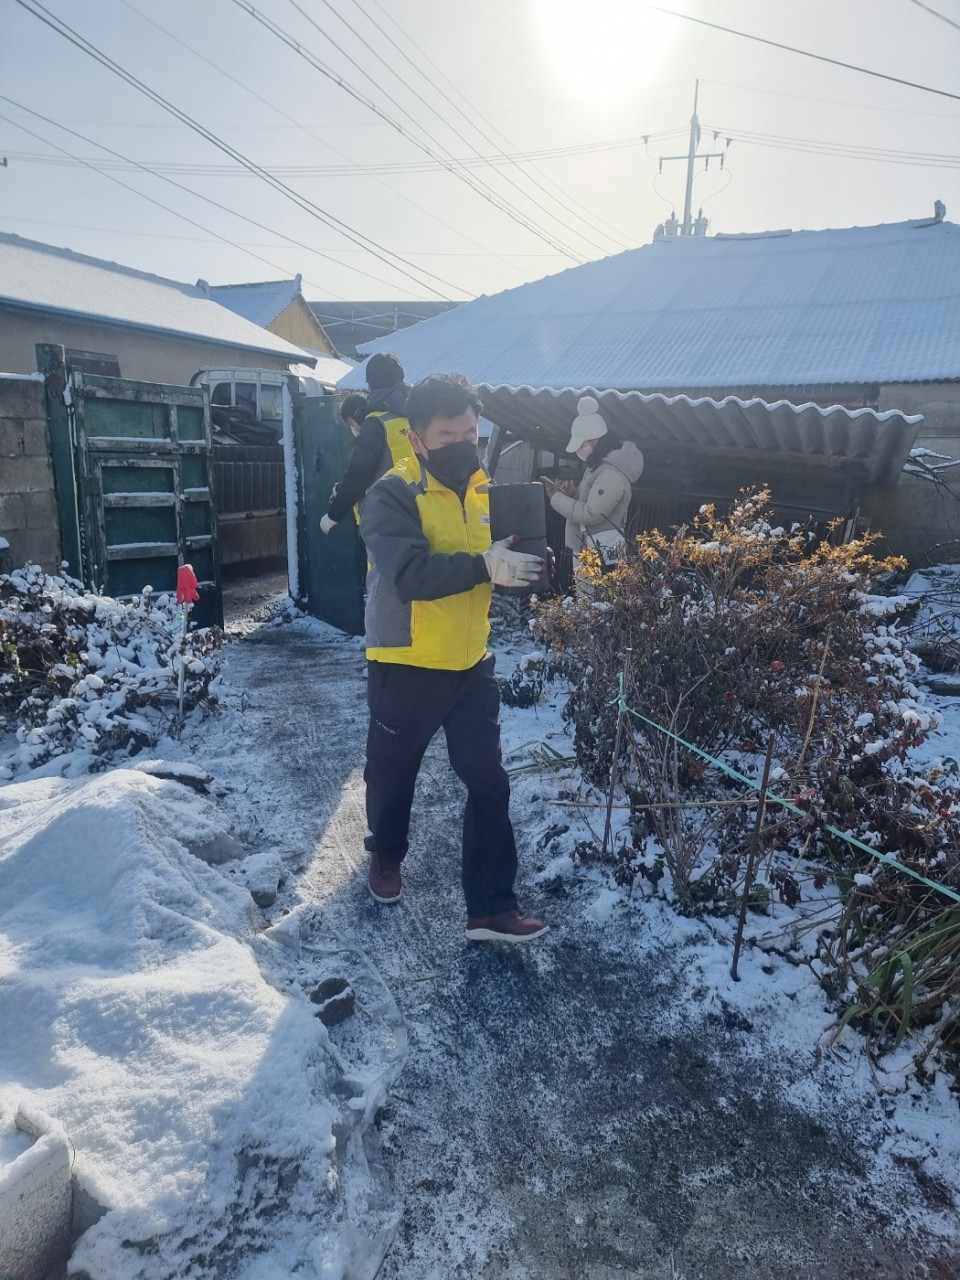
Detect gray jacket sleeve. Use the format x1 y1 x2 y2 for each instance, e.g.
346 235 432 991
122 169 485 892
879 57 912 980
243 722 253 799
549 465 628 528
360 475 489 603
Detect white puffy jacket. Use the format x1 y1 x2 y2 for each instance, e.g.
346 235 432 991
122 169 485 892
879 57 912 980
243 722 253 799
549 441 645 559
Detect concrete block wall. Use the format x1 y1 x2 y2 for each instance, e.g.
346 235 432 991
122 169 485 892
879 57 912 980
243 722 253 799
0 375 62 573
864 471 960 566
880 382 960 458
0 1105 73 1280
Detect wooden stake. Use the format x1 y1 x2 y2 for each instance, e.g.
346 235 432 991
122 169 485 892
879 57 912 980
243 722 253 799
798 626 832 770
731 731 776 982
602 650 631 860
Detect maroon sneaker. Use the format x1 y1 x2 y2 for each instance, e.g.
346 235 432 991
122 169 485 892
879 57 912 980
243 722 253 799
368 852 402 904
465 909 549 943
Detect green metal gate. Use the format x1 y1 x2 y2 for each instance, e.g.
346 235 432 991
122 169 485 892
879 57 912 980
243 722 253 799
294 394 365 636
68 370 223 628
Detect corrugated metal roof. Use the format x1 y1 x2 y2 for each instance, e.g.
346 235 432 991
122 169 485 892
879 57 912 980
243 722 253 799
0 234 314 364
339 218 960 391
479 385 922 488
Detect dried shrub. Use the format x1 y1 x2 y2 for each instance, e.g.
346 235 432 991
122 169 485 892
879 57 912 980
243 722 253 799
535 490 918 890
534 492 960 1060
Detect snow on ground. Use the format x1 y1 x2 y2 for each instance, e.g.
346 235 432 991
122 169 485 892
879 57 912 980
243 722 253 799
0 749 402 1277
179 590 960 1276
4 574 960 1278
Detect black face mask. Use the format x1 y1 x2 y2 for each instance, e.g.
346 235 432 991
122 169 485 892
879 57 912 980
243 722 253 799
422 440 481 489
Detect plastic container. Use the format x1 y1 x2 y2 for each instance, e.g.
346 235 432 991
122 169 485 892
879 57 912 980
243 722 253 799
487 483 550 594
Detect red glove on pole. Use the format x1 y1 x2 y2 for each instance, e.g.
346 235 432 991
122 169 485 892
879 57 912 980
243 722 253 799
176 564 199 606
175 564 198 742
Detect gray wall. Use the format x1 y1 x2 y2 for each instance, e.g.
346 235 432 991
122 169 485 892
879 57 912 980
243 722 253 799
863 382 960 565
0 375 62 572
879 382 960 456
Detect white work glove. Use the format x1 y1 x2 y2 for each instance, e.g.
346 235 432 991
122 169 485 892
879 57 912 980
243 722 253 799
320 514 337 535
482 536 544 587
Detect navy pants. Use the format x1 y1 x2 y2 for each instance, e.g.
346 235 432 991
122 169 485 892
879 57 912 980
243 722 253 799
364 654 519 918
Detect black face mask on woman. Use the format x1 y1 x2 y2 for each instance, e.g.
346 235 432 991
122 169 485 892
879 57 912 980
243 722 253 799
422 440 481 489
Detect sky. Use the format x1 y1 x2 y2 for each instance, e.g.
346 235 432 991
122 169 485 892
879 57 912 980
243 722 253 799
1 0 959 304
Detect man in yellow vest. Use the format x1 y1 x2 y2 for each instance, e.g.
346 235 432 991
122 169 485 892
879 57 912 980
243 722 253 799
359 373 549 943
321 352 415 534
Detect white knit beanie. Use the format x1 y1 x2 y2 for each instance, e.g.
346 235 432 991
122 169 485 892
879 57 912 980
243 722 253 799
566 395 608 452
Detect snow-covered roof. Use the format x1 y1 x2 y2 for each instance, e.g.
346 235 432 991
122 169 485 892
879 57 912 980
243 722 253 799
0 234 315 364
339 217 960 392
207 277 303 329
290 353 355 386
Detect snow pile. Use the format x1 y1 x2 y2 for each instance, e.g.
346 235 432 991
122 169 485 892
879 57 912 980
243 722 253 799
0 564 221 780
0 769 398 1278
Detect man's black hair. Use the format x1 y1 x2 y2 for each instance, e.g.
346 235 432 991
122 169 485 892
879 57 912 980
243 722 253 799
340 392 368 425
406 373 483 433
365 352 404 391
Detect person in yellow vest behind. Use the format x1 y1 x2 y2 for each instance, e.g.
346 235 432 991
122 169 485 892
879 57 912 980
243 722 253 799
320 352 415 534
359 372 550 943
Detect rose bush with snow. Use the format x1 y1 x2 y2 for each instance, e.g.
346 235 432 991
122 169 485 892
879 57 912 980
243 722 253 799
534 490 960 1059
0 563 222 778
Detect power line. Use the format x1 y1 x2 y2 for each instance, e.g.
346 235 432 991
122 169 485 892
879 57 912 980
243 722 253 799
0 95 460 299
907 0 960 33
705 120 960 169
364 0 638 249
654 7 960 104
1 129 685 177
1 96 451 297
32 77 703 130
286 0 591 260
702 77 960 121
0 107 349 301
0 218 572 257
231 0 589 263
311 0 624 256
12 0 466 300
116 0 528 284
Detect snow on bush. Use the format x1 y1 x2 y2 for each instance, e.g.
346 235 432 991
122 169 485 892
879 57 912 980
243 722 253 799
498 652 548 708
0 564 222 778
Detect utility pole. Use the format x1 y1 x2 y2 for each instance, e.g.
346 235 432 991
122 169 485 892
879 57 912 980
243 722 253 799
658 81 728 235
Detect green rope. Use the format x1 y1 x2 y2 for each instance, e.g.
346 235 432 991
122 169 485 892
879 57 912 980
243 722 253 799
614 670 960 906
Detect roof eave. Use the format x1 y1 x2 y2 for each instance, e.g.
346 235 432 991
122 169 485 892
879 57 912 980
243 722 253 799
0 297 316 366
478 383 923 489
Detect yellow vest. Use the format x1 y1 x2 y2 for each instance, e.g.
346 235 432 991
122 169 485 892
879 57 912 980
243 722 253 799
353 410 416 525
369 409 416 468
366 456 493 671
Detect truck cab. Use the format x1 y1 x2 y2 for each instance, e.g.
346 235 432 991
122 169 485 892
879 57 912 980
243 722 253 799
190 357 354 443
189 357 353 573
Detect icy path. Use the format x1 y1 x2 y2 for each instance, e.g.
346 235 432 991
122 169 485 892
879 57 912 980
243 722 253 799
185 594 960 1280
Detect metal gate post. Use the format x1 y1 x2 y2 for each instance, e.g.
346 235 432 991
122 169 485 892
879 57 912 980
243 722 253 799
35 344 82 579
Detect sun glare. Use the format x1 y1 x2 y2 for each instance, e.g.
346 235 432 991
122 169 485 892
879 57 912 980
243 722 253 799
532 0 680 97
